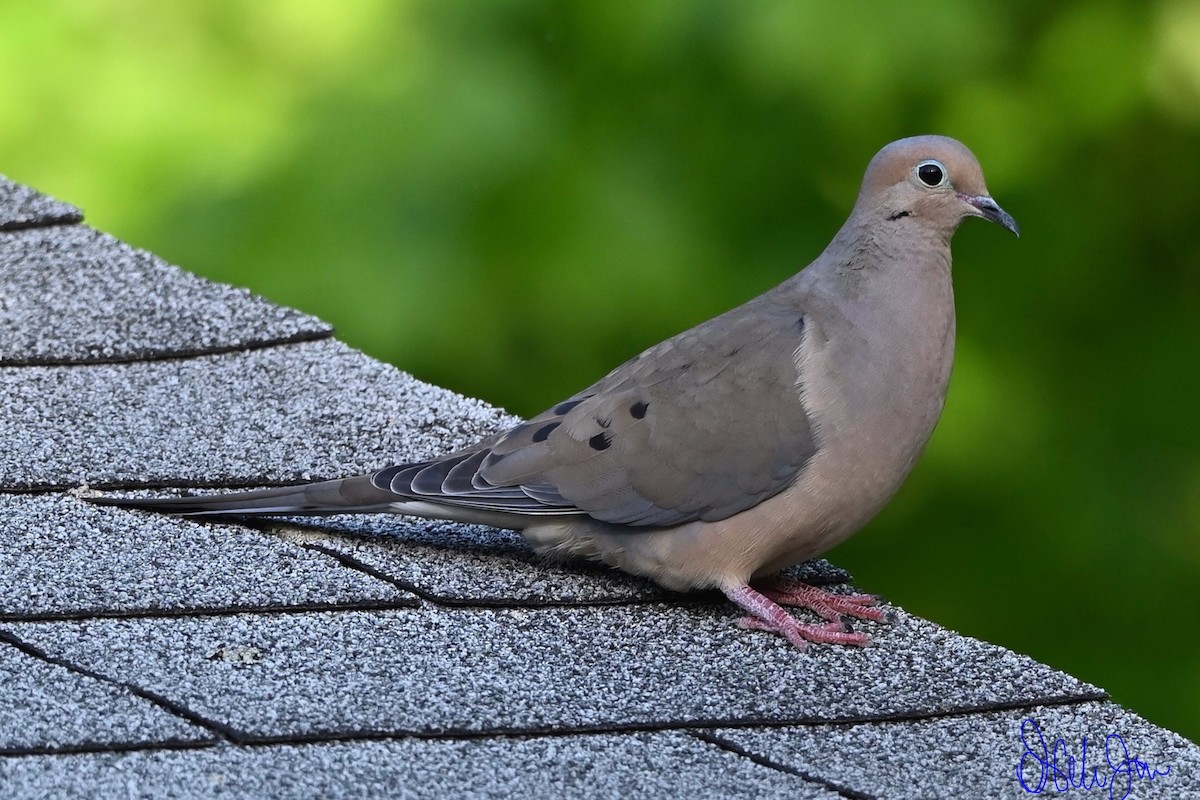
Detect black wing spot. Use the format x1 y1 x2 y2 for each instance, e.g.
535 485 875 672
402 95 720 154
887 210 911 221
497 421 535 443
482 451 509 468
553 398 586 415
629 401 648 419
588 432 612 451
532 422 560 443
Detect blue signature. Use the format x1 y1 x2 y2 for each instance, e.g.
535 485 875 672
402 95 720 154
1016 717 1172 798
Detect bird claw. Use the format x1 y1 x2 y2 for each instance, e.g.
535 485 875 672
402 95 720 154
753 576 890 623
737 613 870 648
727 584 875 650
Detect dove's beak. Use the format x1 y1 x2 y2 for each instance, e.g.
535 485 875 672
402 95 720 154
960 193 1020 237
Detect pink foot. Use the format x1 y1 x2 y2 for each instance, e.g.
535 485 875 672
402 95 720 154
724 585 872 651
754 575 890 624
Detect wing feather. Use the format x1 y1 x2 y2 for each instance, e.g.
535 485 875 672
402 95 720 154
370 299 818 528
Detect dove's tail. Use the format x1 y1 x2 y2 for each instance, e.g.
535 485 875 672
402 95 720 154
87 475 400 517
87 474 547 530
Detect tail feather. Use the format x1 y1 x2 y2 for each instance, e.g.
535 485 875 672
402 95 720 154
89 475 397 517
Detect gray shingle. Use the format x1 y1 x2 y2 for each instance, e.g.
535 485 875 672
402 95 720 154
6 608 1100 743
0 338 514 490
0 494 415 619
0 175 82 231
0 225 332 365
269 515 851 605
0 637 211 752
707 701 1200 800
0 732 838 800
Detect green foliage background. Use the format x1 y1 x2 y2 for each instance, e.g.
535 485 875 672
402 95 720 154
4 2 1198 742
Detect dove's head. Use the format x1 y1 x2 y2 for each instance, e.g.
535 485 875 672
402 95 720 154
857 135 1019 237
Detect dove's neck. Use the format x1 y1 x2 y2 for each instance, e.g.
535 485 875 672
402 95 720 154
828 209 954 272
776 211 958 456
781 213 955 312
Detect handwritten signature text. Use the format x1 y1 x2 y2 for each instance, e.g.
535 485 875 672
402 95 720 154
1016 717 1172 799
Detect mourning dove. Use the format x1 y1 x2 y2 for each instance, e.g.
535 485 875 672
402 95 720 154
97 135 1017 650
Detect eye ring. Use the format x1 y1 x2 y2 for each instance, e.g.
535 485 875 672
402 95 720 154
916 159 948 188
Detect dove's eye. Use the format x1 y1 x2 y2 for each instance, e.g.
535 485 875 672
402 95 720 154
916 160 947 187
